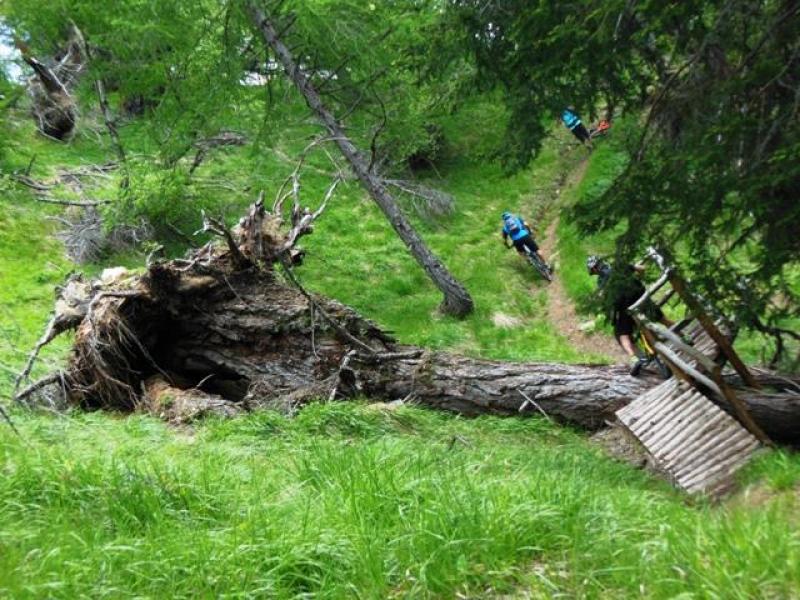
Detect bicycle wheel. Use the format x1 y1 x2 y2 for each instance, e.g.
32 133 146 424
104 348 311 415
527 253 553 282
654 356 672 379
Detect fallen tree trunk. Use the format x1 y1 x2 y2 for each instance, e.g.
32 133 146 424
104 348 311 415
15 201 799 442
16 255 650 428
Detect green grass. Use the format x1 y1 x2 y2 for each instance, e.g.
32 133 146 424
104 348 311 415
555 138 628 315
2 83 798 599
0 94 610 398
0 189 74 393
301 141 587 362
0 404 798 598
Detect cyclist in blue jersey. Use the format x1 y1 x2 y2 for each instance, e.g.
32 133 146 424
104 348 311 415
561 106 592 147
501 212 549 266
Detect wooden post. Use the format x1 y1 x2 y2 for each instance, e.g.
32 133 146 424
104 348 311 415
669 273 760 389
708 366 773 446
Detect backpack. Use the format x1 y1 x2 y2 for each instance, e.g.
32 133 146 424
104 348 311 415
503 215 521 235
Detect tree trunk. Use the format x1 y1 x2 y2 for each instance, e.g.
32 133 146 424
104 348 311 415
245 4 474 317
15 202 799 443
19 25 87 140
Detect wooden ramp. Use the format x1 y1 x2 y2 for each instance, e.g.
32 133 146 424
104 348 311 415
611 247 769 496
617 379 760 496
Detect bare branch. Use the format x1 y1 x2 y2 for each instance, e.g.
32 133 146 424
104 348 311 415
15 371 66 405
382 179 455 217
279 177 341 253
197 211 251 269
280 260 376 354
33 196 109 207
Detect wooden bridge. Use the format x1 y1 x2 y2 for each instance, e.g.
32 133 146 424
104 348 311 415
613 248 770 497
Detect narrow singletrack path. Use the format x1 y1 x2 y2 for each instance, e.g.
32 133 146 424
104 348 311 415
537 156 626 363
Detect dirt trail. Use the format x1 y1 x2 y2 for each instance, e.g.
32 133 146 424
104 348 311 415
538 158 626 363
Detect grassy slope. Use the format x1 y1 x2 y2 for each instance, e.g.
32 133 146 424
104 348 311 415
555 131 800 365
1 405 799 599
0 96 599 401
1 94 799 598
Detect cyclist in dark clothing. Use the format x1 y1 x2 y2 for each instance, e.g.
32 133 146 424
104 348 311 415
561 106 593 148
587 255 671 375
501 212 549 267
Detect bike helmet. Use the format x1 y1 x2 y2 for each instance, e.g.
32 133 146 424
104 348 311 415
586 255 601 273
501 211 512 220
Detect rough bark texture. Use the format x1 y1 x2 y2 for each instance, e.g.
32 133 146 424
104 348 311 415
15 202 799 443
22 255 649 428
246 4 474 317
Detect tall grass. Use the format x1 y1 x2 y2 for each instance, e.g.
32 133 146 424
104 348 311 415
0 405 798 598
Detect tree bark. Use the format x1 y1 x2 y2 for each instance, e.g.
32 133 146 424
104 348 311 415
18 24 87 140
245 4 474 317
15 202 799 443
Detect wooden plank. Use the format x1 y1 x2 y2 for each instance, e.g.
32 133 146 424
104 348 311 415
654 343 722 395
650 403 722 463
679 437 759 492
625 386 690 434
643 392 710 449
674 428 758 481
627 392 696 444
669 273 760 388
708 367 773 446
658 411 729 466
651 398 722 456
616 379 760 496
629 271 671 312
617 380 677 423
670 423 753 479
629 388 695 441
647 323 718 372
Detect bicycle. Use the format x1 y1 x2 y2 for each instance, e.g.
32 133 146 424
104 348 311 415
631 329 671 378
523 247 553 283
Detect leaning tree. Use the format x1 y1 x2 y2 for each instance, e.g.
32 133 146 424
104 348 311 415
244 2 474 317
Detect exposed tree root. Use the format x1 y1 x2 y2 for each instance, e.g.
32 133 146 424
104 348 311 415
13 200 800 442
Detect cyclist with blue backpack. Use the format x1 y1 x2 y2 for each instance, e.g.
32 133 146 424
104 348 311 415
501 212 550 271
561 106 592 147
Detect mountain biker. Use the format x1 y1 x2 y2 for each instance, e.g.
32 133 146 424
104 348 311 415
561 106 593 148
586 255 672 376
502 212 550 269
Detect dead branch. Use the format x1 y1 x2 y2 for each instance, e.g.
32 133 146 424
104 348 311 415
382 179 456 218
10 174 54 192
273 136 345 215
15 371 66 404
197 211 251 269
33 196 108 207
189 130 248 174
279 177 340 254
280 260 376 354
14 316 59 394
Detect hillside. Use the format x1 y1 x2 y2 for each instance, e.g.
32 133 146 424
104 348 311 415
1 3 800 595
0 93 798 597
